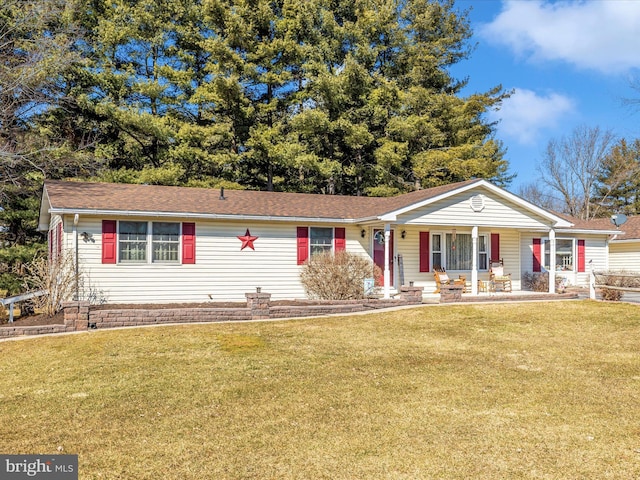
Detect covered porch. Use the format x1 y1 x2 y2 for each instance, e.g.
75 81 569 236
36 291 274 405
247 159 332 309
353 180 594 300
364 222 565 299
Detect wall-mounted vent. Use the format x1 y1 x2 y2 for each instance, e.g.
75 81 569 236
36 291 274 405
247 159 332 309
469 194 485 212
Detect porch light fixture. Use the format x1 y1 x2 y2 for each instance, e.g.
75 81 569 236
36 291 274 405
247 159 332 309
361 229 366 238
80 232 94 243
401 230 406 239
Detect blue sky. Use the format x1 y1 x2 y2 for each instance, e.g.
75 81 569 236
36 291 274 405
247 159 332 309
449 0 640 193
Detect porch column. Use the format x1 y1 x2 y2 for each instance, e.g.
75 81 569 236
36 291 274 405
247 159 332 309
383 223 391 299
548 229 556 293
471 226 478 295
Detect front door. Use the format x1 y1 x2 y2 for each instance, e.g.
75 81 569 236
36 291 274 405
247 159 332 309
373 229 394 286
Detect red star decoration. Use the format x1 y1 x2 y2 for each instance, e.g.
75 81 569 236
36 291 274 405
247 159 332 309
237 229 258 250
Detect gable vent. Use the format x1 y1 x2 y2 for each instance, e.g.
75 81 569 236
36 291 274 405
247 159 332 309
469 194 485 212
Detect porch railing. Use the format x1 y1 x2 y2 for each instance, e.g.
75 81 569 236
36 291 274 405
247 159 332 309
590 271 640 299
1 290 47 323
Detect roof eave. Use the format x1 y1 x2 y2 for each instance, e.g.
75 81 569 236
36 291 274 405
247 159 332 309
47 207 367 224
555 228 620 235
609 237 639 243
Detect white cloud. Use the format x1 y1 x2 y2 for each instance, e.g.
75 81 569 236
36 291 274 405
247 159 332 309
480 0 640 73
489 88 575 144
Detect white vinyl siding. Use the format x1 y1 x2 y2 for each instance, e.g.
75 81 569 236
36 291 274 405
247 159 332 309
609 242 640 272
397 189 552 229
574 236 608 285
72 218 368 304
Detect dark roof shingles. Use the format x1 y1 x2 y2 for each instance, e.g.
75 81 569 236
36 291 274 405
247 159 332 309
44 181 395 219
44 179 618 233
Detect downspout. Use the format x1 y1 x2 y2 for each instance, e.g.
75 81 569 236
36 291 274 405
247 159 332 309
73 214 79 300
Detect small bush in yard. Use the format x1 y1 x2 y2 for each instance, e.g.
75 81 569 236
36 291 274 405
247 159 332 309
300 251 381 300
596 271 640 301
22 251 77 316
522 271 565 292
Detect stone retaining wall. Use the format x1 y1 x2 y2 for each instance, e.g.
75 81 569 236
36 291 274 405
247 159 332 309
439 285 464 303
89 307 253 329
0 324 70 338
1 287 425 338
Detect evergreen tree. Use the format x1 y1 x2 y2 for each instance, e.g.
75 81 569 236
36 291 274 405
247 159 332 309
60 0 511 194
0 0 84 293
593 138 640 216
286 0 511 195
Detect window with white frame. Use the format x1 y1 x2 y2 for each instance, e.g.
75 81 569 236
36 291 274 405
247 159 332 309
544 238 575 271
478 235 488 270
119 221 181 264
432 232 489 271
432 234 442 269
119 221 148 263
310 227 333 256
152 222 180 263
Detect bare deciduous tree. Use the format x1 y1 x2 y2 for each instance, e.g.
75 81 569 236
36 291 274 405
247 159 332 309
516 181 562 212
537 125 619 220
0 0 79 159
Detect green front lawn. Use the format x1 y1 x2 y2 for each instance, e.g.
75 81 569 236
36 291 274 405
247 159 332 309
1 301 639 479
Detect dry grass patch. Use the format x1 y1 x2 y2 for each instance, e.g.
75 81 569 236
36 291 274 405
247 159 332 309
1 301 640 479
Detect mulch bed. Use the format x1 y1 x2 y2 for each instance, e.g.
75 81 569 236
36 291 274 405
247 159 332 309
0 312 65 327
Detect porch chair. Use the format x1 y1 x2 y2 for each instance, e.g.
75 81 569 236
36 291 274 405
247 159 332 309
433 266 466 293
489 259 512 292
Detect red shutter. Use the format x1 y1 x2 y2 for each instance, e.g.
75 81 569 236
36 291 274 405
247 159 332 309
419 231 430 272
297 227 309 265
102 220 117 264
532 238 542 272
491 233 500 263
577 239 585 272
56 223 63 256
182 222 196 264
334 227 346 252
